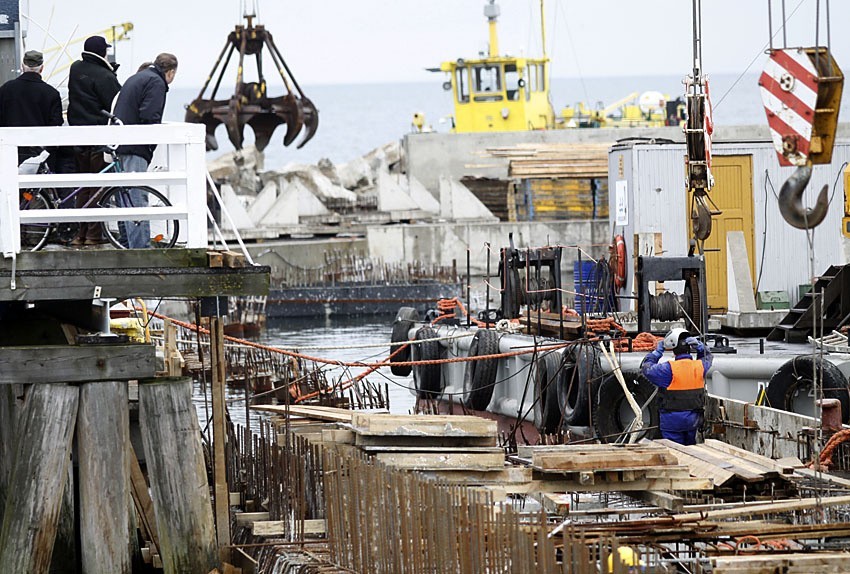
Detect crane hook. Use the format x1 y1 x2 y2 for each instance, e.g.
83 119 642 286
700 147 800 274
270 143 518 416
778 165 829 230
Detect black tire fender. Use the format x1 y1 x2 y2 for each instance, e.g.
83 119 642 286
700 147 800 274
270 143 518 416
766 356 850 423
463 329 501 410
412 326 442 399
532 350 564 434
593 370 661 443
560 345 602 427
390 307 420 377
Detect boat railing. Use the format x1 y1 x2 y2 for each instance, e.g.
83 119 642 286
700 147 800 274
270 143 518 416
0 122 208 257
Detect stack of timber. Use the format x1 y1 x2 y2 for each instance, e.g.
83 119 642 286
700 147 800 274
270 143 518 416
486 142 612 179
517 443 711 494
345 413 506 472
709 552 850 573
484 142 611 221
655 438 797 499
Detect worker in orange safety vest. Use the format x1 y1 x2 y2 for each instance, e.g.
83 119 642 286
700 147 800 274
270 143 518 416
641 328 712 445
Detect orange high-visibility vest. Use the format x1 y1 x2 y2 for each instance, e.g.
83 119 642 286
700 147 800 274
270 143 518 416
660 359 706 411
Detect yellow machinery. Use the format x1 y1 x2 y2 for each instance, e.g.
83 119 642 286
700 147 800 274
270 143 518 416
434 0 555 133
561 91 684 129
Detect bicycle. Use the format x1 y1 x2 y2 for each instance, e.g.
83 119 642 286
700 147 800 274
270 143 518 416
19 113 180 251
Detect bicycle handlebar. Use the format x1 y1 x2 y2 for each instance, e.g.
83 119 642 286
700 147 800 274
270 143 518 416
100 110 124 126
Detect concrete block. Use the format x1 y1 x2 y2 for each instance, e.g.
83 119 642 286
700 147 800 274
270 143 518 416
220 184 255 231
247 180 278 225
438 177 498 222
726 231 757 313
408 176 440 214
376 171 419 212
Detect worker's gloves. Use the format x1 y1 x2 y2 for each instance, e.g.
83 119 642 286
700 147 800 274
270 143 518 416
685 336 703 351
655 340 665 353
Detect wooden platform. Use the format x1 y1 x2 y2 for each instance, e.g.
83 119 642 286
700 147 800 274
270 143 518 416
0 248 269 301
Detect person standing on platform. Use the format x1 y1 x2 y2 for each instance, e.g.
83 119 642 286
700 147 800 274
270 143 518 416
113 52 178 248
67 35 122 246
641 328 712 445
0 50 63 165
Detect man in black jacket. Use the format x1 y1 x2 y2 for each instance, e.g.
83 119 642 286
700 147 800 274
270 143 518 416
68 35 122 245
113 52 177 248
0 50 63 165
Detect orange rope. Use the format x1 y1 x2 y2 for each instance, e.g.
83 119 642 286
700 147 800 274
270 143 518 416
811 428 850 470
432 297 487 328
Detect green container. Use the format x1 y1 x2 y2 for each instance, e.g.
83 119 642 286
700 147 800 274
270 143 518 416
757 290 790 310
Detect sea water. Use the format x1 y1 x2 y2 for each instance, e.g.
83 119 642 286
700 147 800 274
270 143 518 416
164 72 831 170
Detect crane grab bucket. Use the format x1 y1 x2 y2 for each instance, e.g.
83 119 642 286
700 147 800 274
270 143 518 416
185 15 319 153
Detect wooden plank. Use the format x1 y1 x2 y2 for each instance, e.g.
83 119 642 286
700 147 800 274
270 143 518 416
129 439 160 556
207 251 224 268
674 494 850 522
3 248 211 271
360 446 503 454
1 264 269 302
628 490 684 513
532 450 677 471
419 467 533 485
138 377 218 574
209 319 231 564
234 512 270 524
355 434 497 448
537 493 571 516
251 404 353 423
321 428 355 444
510 476 713 494
77 381 131 574
252 519 325 538
373 451 504 471
689 444 774 477
655 439 760 484
0 383 79 573
793 467 850 488
352 414 497 437
0 344 155 384
702 439 795 474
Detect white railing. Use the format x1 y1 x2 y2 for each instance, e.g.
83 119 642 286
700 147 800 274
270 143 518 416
0 123 208 258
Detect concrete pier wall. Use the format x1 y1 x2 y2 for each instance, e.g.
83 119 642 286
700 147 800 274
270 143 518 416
404 124 780 193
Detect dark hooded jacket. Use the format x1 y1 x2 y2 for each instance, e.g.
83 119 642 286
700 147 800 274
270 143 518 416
113 65 169 162
68 52 121 126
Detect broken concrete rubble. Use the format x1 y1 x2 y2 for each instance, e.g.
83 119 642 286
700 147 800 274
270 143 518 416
208 140 496 234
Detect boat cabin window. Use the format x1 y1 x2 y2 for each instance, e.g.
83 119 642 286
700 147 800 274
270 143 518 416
505 63 520 101
456 67 469 103
537 64 546 92
472 65 503 101
527 64 538 93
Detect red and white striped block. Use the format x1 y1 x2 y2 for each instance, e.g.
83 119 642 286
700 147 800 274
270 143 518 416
759 48 818 167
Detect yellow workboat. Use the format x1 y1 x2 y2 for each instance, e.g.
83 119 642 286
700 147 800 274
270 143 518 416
430 0 685 133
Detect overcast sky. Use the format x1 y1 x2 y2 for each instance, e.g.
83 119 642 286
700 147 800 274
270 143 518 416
19 0 850 89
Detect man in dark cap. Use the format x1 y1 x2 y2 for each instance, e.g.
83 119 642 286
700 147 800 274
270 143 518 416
67 35 122 245
0 50 63 165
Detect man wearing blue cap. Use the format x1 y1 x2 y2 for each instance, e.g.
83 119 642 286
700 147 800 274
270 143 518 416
68 36 122 245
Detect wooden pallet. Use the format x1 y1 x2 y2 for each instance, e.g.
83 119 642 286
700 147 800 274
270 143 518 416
655 439 792 487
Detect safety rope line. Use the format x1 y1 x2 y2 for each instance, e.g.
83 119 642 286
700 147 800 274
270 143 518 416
144 309 573 368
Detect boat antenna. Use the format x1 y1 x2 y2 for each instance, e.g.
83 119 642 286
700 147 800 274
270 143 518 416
484 0 500 57
540 0 547 60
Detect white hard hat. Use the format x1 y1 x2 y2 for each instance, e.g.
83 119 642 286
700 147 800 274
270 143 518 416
663 328 690 350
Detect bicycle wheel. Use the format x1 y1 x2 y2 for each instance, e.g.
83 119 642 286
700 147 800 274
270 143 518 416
99 186 180 249
19 189 54 251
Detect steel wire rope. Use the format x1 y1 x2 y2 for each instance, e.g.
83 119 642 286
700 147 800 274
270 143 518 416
713 0 806 111
555 0 590 105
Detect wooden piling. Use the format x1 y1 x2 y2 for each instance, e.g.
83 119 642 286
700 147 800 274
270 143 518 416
0 384 17 516
210 317 232 562
139 377 218 574
77 381 131 573
0 383 79 574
